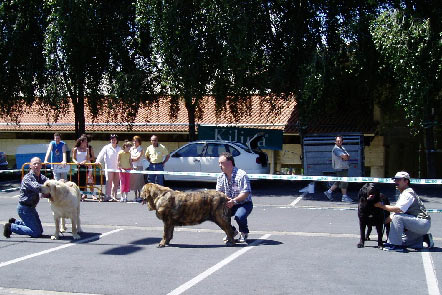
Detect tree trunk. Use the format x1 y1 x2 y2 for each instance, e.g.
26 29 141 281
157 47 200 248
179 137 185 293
185 96 197 141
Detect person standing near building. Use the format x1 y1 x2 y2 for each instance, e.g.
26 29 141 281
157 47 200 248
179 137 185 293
3 157 48 238
216 152 253 244
375 171 433 252
324 135 353 203
145 135 170 186
118 140 133 202
96 134 121 202
130 135 145 201
72 135 90 200
44 132 68 180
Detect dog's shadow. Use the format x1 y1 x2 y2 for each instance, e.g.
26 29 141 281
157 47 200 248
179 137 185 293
169 238 283 249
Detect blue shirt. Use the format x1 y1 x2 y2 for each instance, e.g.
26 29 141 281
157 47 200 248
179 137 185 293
216 167 252 204
19 171 48 207
50 140 66 163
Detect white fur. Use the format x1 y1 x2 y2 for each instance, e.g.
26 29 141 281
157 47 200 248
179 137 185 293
41 180 82 240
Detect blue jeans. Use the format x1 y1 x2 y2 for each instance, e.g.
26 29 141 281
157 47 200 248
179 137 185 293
148 163 164 185
11 204 43 238
231 202 253 234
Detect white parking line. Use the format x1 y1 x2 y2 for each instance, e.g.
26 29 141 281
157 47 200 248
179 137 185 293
422 251 441 295
167 234 271 295
289 196 303 207
0 228 123 269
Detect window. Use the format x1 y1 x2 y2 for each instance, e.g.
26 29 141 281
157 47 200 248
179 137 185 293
173 143 204 157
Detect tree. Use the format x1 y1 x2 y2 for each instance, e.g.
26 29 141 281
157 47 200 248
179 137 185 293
43 0 154 138
371 5 442 177
0 0 47 121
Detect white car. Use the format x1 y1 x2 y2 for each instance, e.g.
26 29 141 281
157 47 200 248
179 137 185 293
163 136 269 182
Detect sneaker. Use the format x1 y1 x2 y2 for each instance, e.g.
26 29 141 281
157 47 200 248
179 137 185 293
238 232 248 243
342 195 354 203
3 223 11 238
423 233 434 248
323 191 333 201
8 218 16 224
223 230 238 242
383 245 408 253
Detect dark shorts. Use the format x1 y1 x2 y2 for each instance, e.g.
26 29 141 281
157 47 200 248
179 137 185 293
333 170 348 189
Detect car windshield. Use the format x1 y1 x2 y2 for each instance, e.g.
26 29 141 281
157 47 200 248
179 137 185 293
230 142 252 153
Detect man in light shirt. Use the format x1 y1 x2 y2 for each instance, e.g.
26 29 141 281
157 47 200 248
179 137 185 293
145 135 170 186
96 134 121 201
375 171 433 252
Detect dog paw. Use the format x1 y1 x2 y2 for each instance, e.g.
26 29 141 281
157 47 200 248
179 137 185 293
72 234 81 240
51 235 59 240
60 228 67 233
357 243 364 248
157 243 166 248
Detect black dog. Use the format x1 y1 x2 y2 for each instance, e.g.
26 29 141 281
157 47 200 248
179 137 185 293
357 183 390 249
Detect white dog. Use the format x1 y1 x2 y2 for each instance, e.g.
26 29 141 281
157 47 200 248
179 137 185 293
41 180 83 240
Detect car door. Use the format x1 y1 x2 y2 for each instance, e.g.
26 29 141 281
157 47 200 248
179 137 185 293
165 143 204 181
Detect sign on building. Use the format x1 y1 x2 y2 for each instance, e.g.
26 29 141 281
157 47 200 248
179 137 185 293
198 126 283 150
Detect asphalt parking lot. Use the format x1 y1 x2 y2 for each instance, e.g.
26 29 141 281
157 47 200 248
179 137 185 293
0 179 441 295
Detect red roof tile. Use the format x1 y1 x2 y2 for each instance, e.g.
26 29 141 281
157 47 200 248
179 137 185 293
0 96 376 135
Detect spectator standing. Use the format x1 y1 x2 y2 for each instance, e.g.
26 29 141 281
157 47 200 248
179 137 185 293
72 136 90 200
324 135 353 203
83 134 96 199
96 134 121 202
3 157 48 238
375 171 433 252
118 140 133 202
44 132 68 180
145 135 170 186
216 152 253 244
130 135 145 201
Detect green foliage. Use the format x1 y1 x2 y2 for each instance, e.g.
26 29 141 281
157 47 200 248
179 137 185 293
371 7 442 134
0 0 48 121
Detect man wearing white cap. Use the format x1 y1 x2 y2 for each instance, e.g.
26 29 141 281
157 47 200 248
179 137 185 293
374 171 433 252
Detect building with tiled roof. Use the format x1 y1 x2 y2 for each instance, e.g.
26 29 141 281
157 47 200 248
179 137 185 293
0 96 384 176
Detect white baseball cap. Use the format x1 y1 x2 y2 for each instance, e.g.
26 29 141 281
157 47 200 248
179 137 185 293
392 171 410 180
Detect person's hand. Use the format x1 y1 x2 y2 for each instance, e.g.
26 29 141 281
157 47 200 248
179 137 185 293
225 198 235 208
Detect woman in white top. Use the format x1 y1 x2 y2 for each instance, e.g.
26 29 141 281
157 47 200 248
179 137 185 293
72 136 90 200
130 135 145 201
96 134 121 201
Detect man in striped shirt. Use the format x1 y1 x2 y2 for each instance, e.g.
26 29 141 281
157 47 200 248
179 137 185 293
4 157 48 238
216 152 253 244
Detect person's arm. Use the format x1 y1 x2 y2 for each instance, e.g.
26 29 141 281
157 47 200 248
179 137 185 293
96 147 105 164
117 152 122 170
145 148 151 162
374 202 403 213
163 154 170 164
72 148 79 164
61 144 67 164
44 144 52 163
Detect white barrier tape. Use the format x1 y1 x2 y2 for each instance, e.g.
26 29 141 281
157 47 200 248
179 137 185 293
2 167 442 185
101 169 442 185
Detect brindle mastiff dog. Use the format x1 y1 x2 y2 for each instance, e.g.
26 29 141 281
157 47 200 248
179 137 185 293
141 183 236 247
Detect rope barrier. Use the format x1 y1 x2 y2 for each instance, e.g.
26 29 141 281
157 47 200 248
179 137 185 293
2 167 442 184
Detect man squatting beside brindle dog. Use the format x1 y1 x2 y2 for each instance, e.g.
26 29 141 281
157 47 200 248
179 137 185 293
216 152 253 244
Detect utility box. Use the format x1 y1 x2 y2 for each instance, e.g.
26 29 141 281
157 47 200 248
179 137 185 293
303 133 364 177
